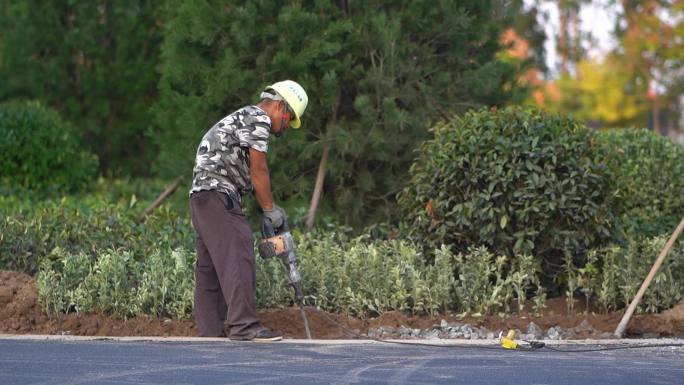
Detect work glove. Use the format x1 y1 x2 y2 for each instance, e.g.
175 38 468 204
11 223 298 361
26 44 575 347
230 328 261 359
263 204 286 228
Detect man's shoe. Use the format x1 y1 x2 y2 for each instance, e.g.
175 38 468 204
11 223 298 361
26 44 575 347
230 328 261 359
228 328 283 341
253 329 282 341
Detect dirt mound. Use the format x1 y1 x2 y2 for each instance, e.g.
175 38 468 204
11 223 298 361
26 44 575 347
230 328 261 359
0 270 196 337
1 270 683 339
0 270 45 333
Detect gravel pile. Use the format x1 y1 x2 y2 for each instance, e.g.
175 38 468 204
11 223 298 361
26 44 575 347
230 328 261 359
367 319 616 340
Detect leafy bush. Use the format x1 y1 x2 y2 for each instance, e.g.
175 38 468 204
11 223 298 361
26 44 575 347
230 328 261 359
258 229 546 317
0 100 98 193
79 250 141 318
38 247 195 319
577 236 684 313
398 107 614 282
257 229 456 317
453 246 545 315
135 248 195 319
37 248 94 316
597 128 684 238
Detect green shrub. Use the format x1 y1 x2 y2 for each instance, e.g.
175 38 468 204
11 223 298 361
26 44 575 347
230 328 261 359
262 230 456 317
258 229 546 317
398 107 614 282
79 250 140 318
38 247 195 319
0 100 98 193
597 128 684 238
453 246 545 315
577 236 684 313
37 248 94 316
135 248 195 319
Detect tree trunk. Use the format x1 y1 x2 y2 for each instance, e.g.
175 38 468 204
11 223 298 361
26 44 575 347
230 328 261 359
305 94 340 229
653 93 661 134
138 176 183 222
557 0 568 74
305 143 330 229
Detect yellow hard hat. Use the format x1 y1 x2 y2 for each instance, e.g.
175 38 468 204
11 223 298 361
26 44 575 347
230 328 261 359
266 80 308 128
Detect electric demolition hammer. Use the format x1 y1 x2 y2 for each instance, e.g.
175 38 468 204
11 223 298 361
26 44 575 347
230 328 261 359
257 217 304 303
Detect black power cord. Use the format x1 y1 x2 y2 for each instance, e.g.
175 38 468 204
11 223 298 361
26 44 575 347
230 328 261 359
535 341 684 353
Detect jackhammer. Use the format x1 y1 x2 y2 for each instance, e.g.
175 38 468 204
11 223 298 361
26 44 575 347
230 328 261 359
258 217 311 339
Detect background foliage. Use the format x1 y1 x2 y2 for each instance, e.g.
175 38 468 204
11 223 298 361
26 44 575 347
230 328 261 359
152 0 523 225
0 100 98 194
539 1 684 134
0 0 162 175
546 55 648 128
0 186 192 275
597 128 684 238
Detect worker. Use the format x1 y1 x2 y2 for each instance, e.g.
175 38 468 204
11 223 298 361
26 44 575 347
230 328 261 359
188 80 308 341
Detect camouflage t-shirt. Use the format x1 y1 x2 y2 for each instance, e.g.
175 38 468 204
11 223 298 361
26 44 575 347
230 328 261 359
189 106 271 204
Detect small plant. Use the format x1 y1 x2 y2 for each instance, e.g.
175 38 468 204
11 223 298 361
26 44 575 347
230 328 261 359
577 237 684 313
452 246 545 315
453 246 506 314
37 248 93 316
564 253 578 314
135 248 195 319
80 250 140 318
415 245 456 315
509 253 541 313
532 287 547 316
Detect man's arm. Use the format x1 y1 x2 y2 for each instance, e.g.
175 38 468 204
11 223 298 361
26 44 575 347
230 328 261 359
249 148 273 211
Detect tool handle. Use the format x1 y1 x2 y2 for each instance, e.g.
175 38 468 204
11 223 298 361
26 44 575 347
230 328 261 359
261 216 276 237
261 216 289 237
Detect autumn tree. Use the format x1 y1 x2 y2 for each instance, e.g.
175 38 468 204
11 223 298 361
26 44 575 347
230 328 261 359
546 54 648 126
617 0 684 134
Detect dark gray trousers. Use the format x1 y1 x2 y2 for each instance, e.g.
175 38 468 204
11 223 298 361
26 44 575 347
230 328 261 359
189 190 262 338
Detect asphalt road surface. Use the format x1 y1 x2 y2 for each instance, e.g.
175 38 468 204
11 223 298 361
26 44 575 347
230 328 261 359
1 337 683 385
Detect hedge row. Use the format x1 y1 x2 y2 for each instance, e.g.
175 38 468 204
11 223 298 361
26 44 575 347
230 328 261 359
38 230 551 319
37 227 684 319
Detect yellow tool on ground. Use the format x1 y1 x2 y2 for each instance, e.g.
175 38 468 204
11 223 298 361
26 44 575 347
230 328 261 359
500 330 518 349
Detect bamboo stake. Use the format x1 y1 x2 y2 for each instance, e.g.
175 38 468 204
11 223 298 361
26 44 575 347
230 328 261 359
614 216 684 338
137 176 183 222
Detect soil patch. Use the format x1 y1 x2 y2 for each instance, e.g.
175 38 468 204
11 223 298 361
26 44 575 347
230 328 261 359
2 270 683 339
